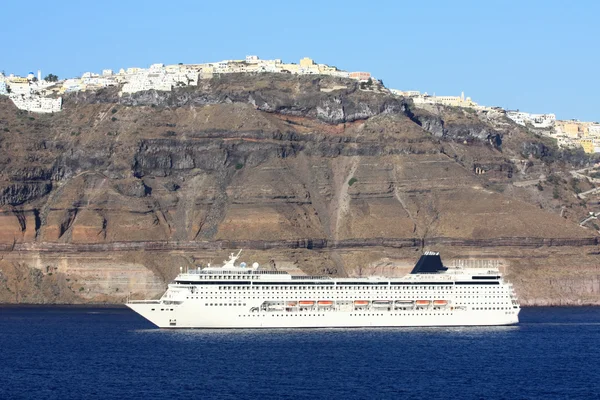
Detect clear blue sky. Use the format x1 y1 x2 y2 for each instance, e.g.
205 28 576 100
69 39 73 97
1 0 598 121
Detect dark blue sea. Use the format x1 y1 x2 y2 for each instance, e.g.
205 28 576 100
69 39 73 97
0 307 599 400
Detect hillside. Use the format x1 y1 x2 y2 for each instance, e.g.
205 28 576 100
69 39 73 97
0 73 598 305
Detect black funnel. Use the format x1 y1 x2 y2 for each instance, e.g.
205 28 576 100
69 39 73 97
410 252 448 274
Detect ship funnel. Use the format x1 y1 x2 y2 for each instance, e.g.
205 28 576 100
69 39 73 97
410 252 447 274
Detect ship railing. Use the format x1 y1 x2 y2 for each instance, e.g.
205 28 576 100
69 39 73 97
127 300 161 304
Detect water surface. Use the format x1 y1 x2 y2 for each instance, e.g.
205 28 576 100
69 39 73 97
0 306 598 399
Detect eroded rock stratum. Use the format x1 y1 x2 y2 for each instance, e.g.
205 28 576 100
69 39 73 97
0 74 598 305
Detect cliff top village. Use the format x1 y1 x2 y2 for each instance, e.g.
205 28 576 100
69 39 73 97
1 55 599 153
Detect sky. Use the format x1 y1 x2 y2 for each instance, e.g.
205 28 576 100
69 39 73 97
1 0 598 121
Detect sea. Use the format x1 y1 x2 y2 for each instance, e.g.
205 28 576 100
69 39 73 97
0 306 599 400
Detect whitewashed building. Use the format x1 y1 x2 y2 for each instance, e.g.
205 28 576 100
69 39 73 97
588 124 600 137
9 93 62 113
62 78 84 93
506 111 555 128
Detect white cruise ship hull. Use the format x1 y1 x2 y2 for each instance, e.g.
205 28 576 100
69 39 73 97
127 302 520 329
126 251 521 329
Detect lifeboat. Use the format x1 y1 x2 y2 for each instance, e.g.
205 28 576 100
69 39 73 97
433 300 448 306
372 300 391 308
415 300 431 306
354 300 369 306
298 301 315 306
287 301 298 307
317 300 333 306
394 300 414 308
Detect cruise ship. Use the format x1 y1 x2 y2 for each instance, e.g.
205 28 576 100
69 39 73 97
127 250 520 328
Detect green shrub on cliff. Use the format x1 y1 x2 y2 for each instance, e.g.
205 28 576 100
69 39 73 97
44 73 58 82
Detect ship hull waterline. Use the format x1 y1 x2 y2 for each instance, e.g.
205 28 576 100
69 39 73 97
127 303 520 329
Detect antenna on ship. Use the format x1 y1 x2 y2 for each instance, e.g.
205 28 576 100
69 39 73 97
223 249 243 268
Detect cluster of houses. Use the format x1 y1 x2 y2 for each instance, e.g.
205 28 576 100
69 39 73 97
387 89 600 154
389 89 494 111
1 55 599 153
0 55 374 113
503 111 600 153
0 72 62 113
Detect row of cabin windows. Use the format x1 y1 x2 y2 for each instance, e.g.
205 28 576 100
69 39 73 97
237 313 454 318
202 275 258 280
205 303 247 307
190 295 451 300
215 286 454 291
243 291 450 296
241 314 326 317
198 291 452 296
198 295 441 299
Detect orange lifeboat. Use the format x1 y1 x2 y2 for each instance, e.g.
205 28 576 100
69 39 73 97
433 300 448 306
298 301 315 306
415 300 431 306
287 301 298 307
354 300 369 306
317 300 333 306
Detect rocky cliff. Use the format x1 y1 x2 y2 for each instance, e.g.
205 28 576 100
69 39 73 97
0 74 598 305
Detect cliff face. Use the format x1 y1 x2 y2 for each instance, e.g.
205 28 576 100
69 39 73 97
0 74 598 305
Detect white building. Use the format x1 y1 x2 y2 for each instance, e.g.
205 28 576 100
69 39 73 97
82 75 117 88
390 89 421 97
9 93 62 113
62 78 84 92
506 111 555 128
121 74 171 93
588 124 600 137
529 113 555 128
328 70 350 78
149 63 165 72
8 82 32 95
506 111 528 126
